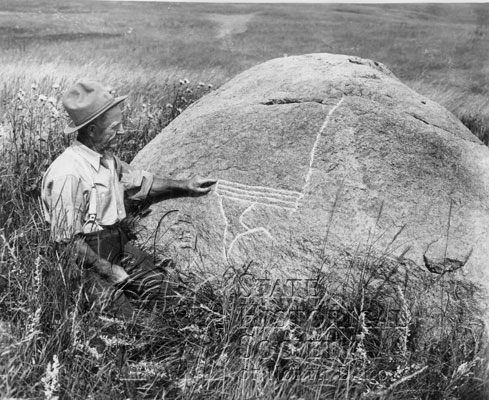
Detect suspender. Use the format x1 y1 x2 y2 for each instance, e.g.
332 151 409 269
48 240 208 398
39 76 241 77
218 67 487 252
80 155 122 234
83 184 100 233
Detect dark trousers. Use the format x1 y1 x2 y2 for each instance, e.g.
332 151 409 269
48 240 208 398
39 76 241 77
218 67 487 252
84 226 177 318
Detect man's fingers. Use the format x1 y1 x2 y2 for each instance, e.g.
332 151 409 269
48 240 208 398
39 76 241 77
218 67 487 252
191 177 216 189
195 186 212 193
197 178 217 188
188 177 216 195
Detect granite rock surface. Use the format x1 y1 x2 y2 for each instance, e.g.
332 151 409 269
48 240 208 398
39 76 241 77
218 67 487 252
132 53 489 287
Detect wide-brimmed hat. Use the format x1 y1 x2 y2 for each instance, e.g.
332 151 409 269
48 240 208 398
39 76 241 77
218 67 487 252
62 80 128 134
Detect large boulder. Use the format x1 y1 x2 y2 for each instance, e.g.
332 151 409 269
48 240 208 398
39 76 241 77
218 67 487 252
132 53 489 288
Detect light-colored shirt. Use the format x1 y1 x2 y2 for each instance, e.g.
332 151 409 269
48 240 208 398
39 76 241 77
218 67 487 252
41 140 153 242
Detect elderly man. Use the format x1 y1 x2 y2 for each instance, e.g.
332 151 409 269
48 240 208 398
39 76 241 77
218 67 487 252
41 80 215 315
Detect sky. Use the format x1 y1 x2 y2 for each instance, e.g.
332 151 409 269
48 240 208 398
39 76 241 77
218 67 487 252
103 0 488 3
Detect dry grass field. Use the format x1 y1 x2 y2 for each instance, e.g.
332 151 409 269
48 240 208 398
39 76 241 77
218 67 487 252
1 1 488 140
1 1 489 399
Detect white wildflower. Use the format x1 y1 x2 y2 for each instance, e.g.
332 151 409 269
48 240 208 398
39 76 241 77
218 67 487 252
216 352 228 367
128 360 167 379
179 79 184 85
52 83 60 90
74 338 102 361
177 376 196 391
26 257 42 341
279 319 292 331
84 343 102 360
39 94 47 102
31 83 38 91
355 311 369 361
98 315 125 325
181 324 201 333
47 97 56 105
185 88 192 94
50 108 60 119
41 355 60 400
165 103 173 109
100 334 133 348
183 78 189 84
33 256 42 294
355 340 367 360
176 108 182 113
198 82 204 87
207 84 213 89
25 307 41 341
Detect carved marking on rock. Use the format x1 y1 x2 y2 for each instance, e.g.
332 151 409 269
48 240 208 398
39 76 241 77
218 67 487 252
215 191 230 261
296 96 345 208
215 181 300 260
239 202 255 231
229 202 273 255
215 97 345 261
227 227 273 260
217 180 301 210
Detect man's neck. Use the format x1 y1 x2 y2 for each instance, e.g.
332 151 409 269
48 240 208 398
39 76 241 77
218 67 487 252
77 137 106 157
77 137 95 150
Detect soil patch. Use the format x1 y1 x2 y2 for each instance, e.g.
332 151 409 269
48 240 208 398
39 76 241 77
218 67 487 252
206 13 256 39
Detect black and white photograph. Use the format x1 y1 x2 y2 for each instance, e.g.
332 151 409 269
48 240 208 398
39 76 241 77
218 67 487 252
0 0 488 398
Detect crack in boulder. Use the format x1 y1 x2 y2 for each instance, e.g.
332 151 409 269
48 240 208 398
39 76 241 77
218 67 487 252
405 112 480 143
407 112 430 125
348 56 395 77
261 98 324 105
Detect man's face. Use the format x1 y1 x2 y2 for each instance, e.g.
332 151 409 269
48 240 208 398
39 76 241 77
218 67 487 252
90 106 124 157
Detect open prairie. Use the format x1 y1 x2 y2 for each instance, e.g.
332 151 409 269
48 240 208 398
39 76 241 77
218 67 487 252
1 1 489 399
1 0 489 138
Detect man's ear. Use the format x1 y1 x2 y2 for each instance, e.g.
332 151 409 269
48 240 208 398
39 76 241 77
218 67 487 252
87 124 96 138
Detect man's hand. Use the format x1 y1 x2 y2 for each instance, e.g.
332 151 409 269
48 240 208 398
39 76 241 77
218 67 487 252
73 237 129 284
95 260 129 284
186 176 217 195
149 175 216 198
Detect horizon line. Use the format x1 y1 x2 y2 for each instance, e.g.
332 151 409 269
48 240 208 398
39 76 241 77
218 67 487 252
100 0 489 3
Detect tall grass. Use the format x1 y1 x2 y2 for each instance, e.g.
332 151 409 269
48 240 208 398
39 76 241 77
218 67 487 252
1 79 488 399
1 1 489 398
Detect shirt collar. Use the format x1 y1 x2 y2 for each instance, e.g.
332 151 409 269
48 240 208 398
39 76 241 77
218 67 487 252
72 140 102 171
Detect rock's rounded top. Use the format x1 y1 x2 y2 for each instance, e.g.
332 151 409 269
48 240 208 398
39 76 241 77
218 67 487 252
197 53 398 107
132 53 489 291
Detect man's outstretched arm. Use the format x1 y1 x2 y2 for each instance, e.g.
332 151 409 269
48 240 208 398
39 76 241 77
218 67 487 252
117 157 216 200
149 175 216 197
